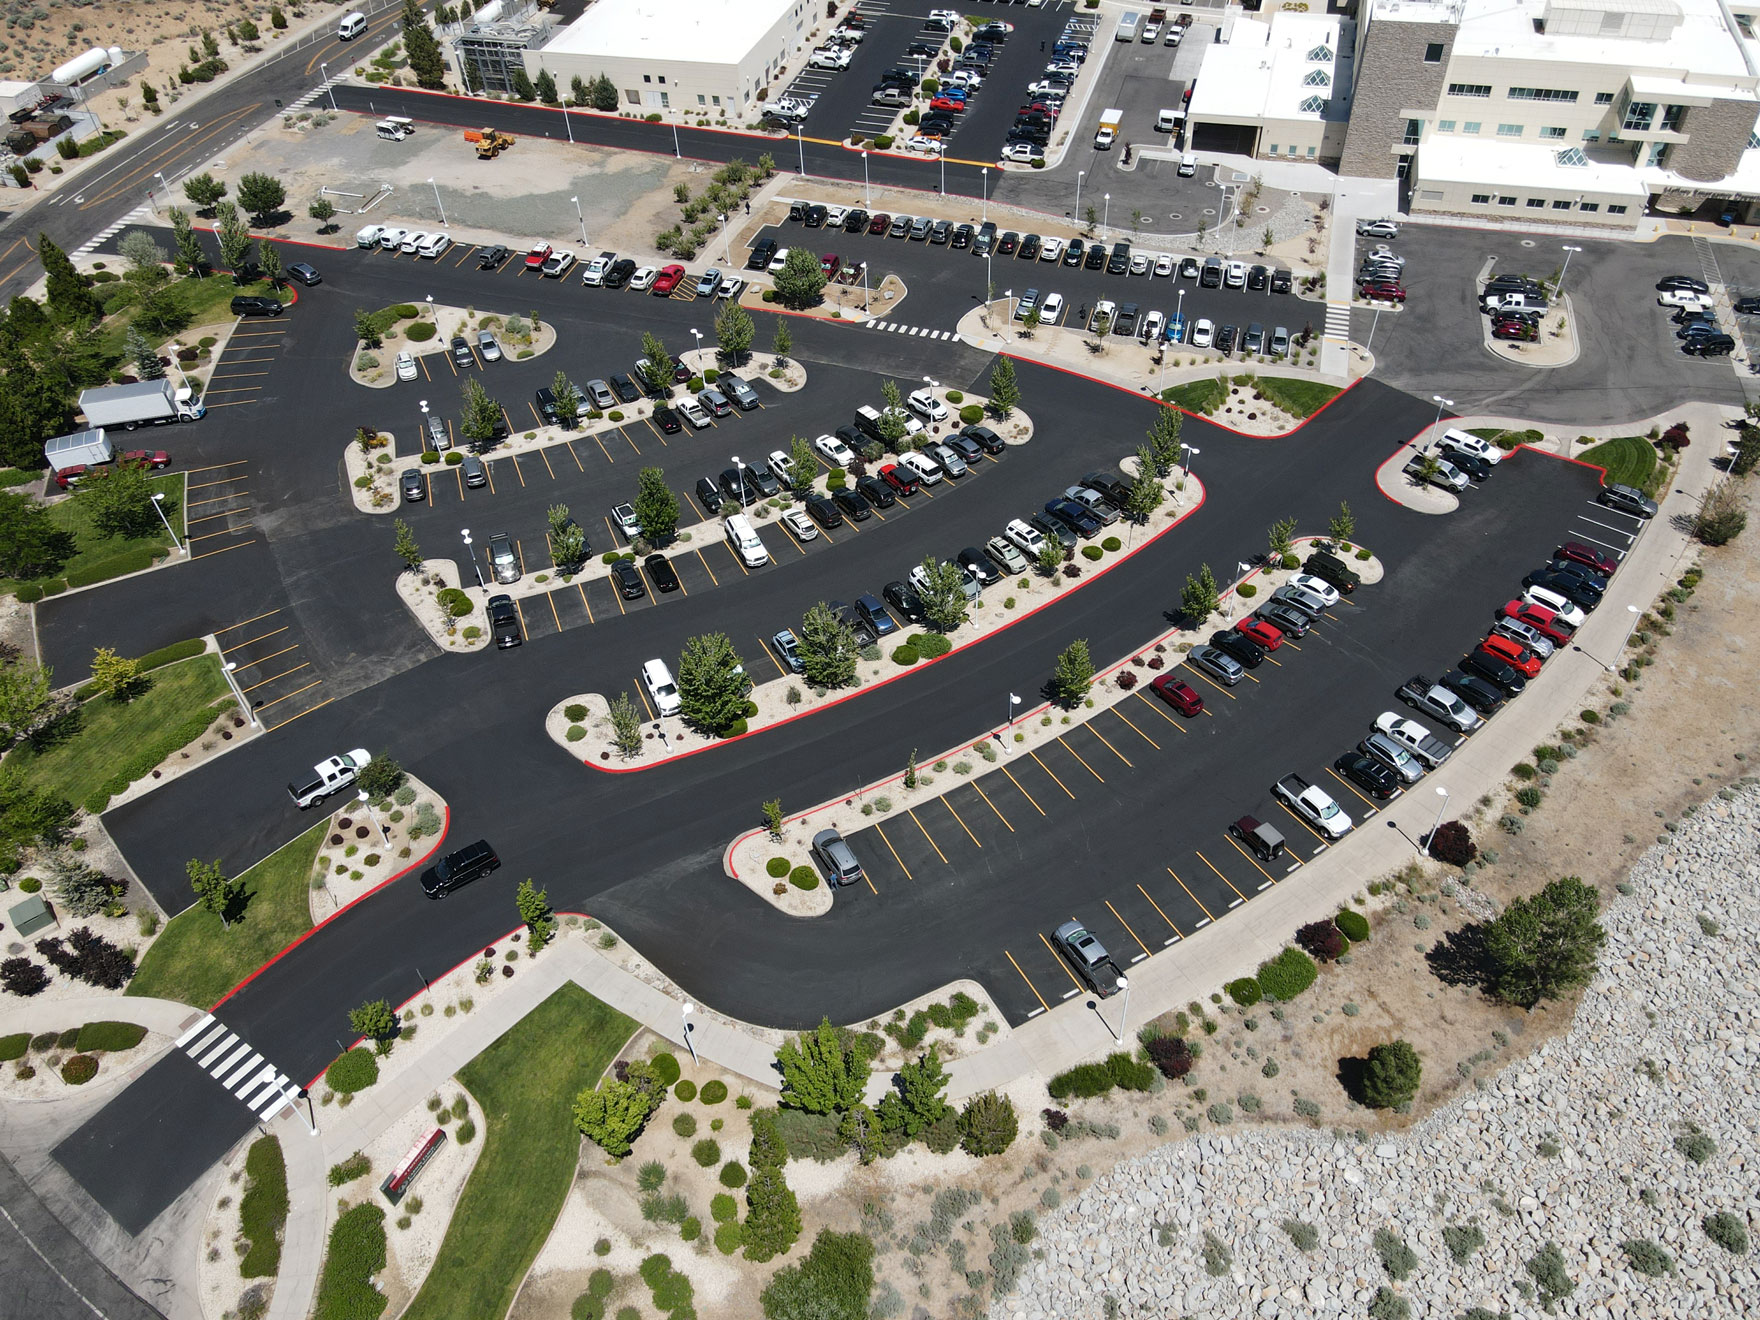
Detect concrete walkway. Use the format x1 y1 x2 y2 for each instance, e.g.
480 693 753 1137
1320 175 1400 378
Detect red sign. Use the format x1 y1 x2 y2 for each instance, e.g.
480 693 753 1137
381 1126 445 1204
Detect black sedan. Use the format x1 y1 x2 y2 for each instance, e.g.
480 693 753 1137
696 477 723 514
1207 629 1265 669
958 547 1002 586
1332 752 1400 800
610 373 641 404
654 407 683 435
612 559 646 599
1462 648 1528 695
883 579 926 624
833 487 872 521
962 424 1005 455
805 494 844 529
644 553 681 594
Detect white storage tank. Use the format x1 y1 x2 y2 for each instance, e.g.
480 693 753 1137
52 46 110 86
471 0 504 24
107 46 124 68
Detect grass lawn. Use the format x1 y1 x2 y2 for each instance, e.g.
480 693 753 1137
1466 426 1544 450
7 653 228 807
401 984 637 1320
1577 435 1658 491
1254 377 1342 419
1161 377 1227 415
94 273 290 366
127 820 325 1006
0 472 185 598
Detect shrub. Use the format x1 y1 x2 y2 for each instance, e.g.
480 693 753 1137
1101 536 1122 553
917 633 952 659
1145 1035 1192 1080
766 857 790 877
958 404 984 425
789 865 819 890
239 1136 288 1278
1081 544 1104 562
637 1161 667 1192
1335 909 1370 942
719 1160 747 1188
1362 1040 1421 1108
405 321 436 342
1373 1227 1417 1281
1367 1286 1410 1320
1295 919 1348 962
2 959 50 996
1429 821 1477 866
650 1052 682 1086
1622 1238 1675 1277
1281 1219 1320 1251
61 1054 99 1084
1703 1211 1750 1255
692 1138 721 1167
0 1032 29 1061
1226 977 1262 1006
675 1078 697 1102
673 1112 697 1137
1106 1051 1156 1091
314 1204 387 1320
1047 1063 1114 1100
1675 1130 1716 1164
326 1048 379 1093
76 1021 147 1052
715 1220 745 1254
1255 947 1318 1000
959 1091 1018 1155
328 1152 371 1187
437 588 473 617
1443 1223 1485 1264
1237 583 1257 598
892 645 920 665
700 1080 728 1104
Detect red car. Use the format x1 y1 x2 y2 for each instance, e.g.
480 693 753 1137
820 253 842 278
1501 599 1573 645
652 264 686 295
879 463 920 495
868 212 891 235
929 97 966 114
54 449 171 490
1358 279 1406 303
1555 541 1618 576
524 243 553 270
1150 675 1204 717
1235 617 1284 651
1492 320 1535 341
1478 633 1542 677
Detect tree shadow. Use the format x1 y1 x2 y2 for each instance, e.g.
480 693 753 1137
26 703 82 753
1425 921 1493 989
1335 1055 1368 1106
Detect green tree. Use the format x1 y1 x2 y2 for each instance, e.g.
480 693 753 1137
1361 1039 1422 1109
182 172 228 215
1412 452 1442 487
589 72 620 110
356 755 405 800
777 1017 867 1114
534 68 560 104
958 1091 1018 1156
1148 401 1184 474
0 493 70 578
915 556 969 633
550 370 582 429
838 1102 883 1165
349 999 398 1053
89 647 143 701
633 466 679 544
119 231 168 279
257 241 283 287
460 377 502 449
797 602 859 688
773 246 827 310
270 6 287 28
568 73 588 106
354 308 384 349
743 1110 801 1261
547 504 584 569
759 1228 874 1320
715 299 755 364
49 853 120 918
1484 876 1606 1008
131 282 189 338
79 459 160 539
1730 425 1760 477
214 202 254 278
308 197 338 233
893 1047 951 1138
402 0 449 89
0 658 53 746
1088 310 1112 343
462 56 483 94
772 316 793 363
1051 638 1094 706
1125 446 1164 521
38 234 101 324
235 172 286 225
393 517 423 572
515 878 555 953
1694 479 1747 547
1181 563 1220 622
511 67 537 102
1022 305 1042 336
140 82 159 111
1035 538 1064 576
639 330 674 396
677 632 749 736
988 355 1020 418
572 1072 663 1156
608 692 644 758
125 326 165 381
187 857 242 927
1267 516 1297 560
1328 500 1356 546
785 434 817 491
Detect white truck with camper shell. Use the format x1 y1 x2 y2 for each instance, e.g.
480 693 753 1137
288 749 372 809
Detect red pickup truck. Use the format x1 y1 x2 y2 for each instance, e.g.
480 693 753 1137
55 449 171 489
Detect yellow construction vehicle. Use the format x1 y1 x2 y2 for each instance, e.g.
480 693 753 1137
464 127 514 159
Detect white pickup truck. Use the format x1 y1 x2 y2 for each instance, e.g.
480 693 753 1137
288 749 372 809
1273 774 1353 840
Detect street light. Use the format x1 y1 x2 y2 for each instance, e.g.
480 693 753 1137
1181 443 1200 481
732 454 747 506
151 491 183 554
425 294 435 323
320 63 337 112
673 119 682 159
1558 244 1584 294
797 124 806 177
571 195 588 246
223 661 259 728
1076 169 1085 219
1104 192 1111 231
718 213 732 264
427 177 446 227
1425 785 1449 857
681 1001 699 1066
461 528 484 587
861 149 870 209
1599 603 1643 672
1004 692 1021 752
982 166 989 222
1430 394 1454 445
1115 975 1130 1041
357 789 388 846
690 327 703 372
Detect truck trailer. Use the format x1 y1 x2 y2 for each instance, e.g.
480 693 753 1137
79 379 205 430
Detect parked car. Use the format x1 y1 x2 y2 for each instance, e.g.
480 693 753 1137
985 536 1029 575
612 559 646 600
1208 629 1265 669
958 547 1002 586
771 629 804 673
400 468 425 502
883 579 926 624
1150 675 1204 716
1359 730 1424 783
1052 920 1124 996
1439 670 1506 715
1333 752 1400 800
1599 483 1658 518
1189 645 1244 686
811 828 865 887
642 658 680 715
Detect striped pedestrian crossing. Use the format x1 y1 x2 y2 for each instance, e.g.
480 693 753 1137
174 1013 300 1121
284 76 340 115
1322 301 1353 344
75 205 153 258
867 320 961 342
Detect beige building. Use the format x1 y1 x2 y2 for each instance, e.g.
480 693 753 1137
1185 11 1354 162
529 0 810 120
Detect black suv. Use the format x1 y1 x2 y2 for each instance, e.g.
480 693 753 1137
747 238 777 271
1208 628 1265 669
231 295 283 317
604 258 637 288
1107 243 1131 274
1302 550 1360 594
489 594 521 648
420 839 500 898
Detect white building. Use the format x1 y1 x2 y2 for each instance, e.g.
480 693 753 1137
1186 11 1355 163
530 0 810 120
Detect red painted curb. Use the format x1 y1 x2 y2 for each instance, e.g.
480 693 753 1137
210 805 451 1013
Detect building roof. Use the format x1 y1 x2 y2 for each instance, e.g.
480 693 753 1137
542 0 799 66
1451 0 1753 84
1418 135 1648 196
1187 12 1351 124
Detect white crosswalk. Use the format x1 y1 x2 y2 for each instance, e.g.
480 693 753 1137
1322 301 1353 343
284 77 340 115
74 205 153 258
867 320 962 341
175 1013 300 1121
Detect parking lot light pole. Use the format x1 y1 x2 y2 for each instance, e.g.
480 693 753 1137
718 213 732 264
797 125 805 177
461 529 485 588
1075 170 1085 219
861 150 870 209
427 177 446 226
1104 192 1111 231
1429 394 1454 446
939 148 945 195
690 327 703 371
151 492 183 554
982 166 989 222
1597 603 1642 672
1557 244 1583 294
1004 692 1021 752
862 259 870 315
1181 443 1199 482
320 63 337 112
680 1002 699 1066
1425 785 1449 856
357 790 389 846
733 455 746 506
1115 975 1130 1041
673 119 682 159
571 196 588 247
223 662 259 728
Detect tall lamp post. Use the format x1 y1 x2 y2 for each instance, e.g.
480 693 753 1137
690 326 703 372
1181 443 1200 482
1004 691 1021 751
223 661 259 728
681 1001 699 1065
673 119 682 159
1075 169 1085 220
1599 604 1642 672
357 789 388 846
151 492 183 554
861 149 871 209
320 63 337 112
1424 785 1449 856
982 166 989 222
1430 394 1454 446
718 213 732 265
461 528 485 587
571 195 588 246
1557 243 1583 294
1115 975 1130 1041
427 177 446 227
1104 192 1111 231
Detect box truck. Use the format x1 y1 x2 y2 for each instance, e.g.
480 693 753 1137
79 379 205 430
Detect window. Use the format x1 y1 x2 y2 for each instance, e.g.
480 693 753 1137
1306 146 1316 157
1299 95 1326 113
1527 198 1546 208
1463 121 1481 134
659 91 669 107
1403 118 1422 145
1595 92 1615 105
658 76 666 85
625 88 640 103
1552 199 1573 209
643 74 651 83
697 94 706 105
1661 104 1686 132
712 95 721 107
1448 83 1492 98
1419 189 1443 200
1307 43 1334 61
1425 41 1445 63
1497 123 1523 137
1498 195 1517 205
1471 192 1492 204
1608 205 1628 214
1622 100 1656 131
1579 202 1600 212
1438 119 1456 132
1556 148 1588 167
1752 130 1760 150
1583 130 1601 143
1268 143 1278 155
1303 69 1331 86
1508 87 1579 103
1540 126 1566 139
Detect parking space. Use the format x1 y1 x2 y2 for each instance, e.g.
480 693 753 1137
182 461 257 562
212 606 333 732
202 319 290 411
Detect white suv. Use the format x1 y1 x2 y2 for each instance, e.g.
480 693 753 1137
642 660 681 718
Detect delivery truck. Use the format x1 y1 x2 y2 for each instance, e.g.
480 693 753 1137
79 379 205 430
43 428 172 489
1095 107 1123 150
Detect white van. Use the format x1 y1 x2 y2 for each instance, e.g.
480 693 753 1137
375 120 410 142
354 224 386 248
1155 108 1185 135
1177 153 1197 177
338 11 367 39
725 514 769 568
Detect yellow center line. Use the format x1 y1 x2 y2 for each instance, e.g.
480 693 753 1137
907 808 949 864
873 823 913 882
1027 751 1074 799
232 642 299 669
264 695 334 733
1056 737 1106 782
1194 849 1252 905
1106 706 1160 750
1036 931 1086 994
942 797 981 849
1105 899 1153 959
1004 950 1051 1014
240 662 310 694
1135 883 1184 939
1132 692 1187 732
999 764 1045 815
1223 832 1279 888
220 625 288 653
1081 724 1133 769
1165 867 1217 925
214 609 279 635
970 780 1013 831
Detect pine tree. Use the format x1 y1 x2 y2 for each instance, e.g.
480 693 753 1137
169 207 206 274
797 602 859 688
786 434 817 491
1361 1040 1422 1108
632 466 679 544
534 68 559 104
676 632 749 736
511 67 536 102
214 202 254 278
639 331 673 394
1125 445 1164 520
772 317 792 363
777 1018 867 1114
1147 402 1183 474
915 556 969 634
894 1047 952 1137
1484 876 1606 1008
590 73 620 111
460 377 502 448
514 878 555 952
1051 639 1094 706
402 0 448 90
125 327 165 381
569 74 588 106
38 234 101 324
393 518 423 572
988 355 1020 418
1329 500 1356 546
1181 563 1219 622
714 300 754 364
772 247 826 310
1267 516 1297 561
187 857 241 927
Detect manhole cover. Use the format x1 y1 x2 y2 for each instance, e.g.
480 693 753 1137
1202 208 1216 216
1168 212 1183 220
1205 180 1219 188
1256 205 1271 214
1519 239 1537 248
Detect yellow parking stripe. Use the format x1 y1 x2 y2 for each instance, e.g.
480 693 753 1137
1105 899 1153 959
943 798 981 848
873 823 913 882
1057 737 1106 782
1027 751 1074 799
1195 850 1252 904
1326 765 1382 813
1182 663 1238 700
1132 692 1187 732
1037 931 1086 994
1136 883 1184 939
1224 832 1280 888
695 548 721 586
1274 799 1333 844
1106 706 1160 749
577 582 594 623
907 808 949 864
1165 867 1217 924
999 764 1044 815
971 780 1013 831
1082 724 1133 768
1005 950 1051 1014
